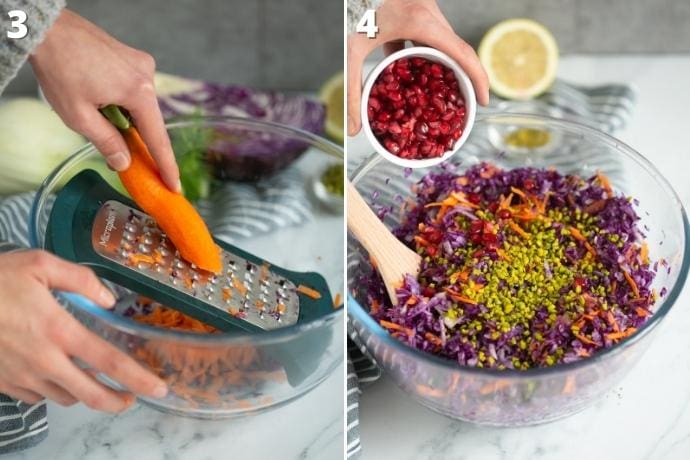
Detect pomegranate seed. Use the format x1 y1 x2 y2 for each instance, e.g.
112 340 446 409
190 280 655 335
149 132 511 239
524 178 536 190
470 220 485 234
425 227 443 244
384 139 400 153
488 202 499 213
482 233 498 245
497 209 512 219
467 193 481 204
422 286 435 297
369 98 381 111
426 246 438 256
388 122 402 134
432 97 446 113
574 277 587 288
377 112 391 122
470 233 483 244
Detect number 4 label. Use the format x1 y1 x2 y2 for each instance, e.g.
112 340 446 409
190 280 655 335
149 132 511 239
7 10 28 39
356 9 378 38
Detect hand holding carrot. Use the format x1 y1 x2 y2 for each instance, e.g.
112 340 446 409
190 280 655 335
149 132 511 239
347 0 490 136
28 9 181 192
0 250 167 412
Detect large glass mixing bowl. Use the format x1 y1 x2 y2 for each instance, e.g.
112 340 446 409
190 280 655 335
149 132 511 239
348 114 689 426
30 117 344 419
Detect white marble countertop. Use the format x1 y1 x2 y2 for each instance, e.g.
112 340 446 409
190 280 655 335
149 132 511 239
11 367 342 460
351 55 690 460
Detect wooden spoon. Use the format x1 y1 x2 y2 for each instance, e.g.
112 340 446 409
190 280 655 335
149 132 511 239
347 181 421 304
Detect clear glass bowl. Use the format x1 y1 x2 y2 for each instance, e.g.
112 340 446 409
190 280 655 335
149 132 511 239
30 117 344 419
348 114 689 426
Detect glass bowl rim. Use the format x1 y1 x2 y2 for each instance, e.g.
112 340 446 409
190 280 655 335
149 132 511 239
30 115 344 345
348 112 690 378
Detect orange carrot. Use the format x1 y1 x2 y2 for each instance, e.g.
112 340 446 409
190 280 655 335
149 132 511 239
640 242 649 265
605 327 637 341
118 126 221 273
575 333 597 345
596 171 614 198
296 284 322 299
424 332 443 346
380 320 414 337
232 277 248 297
370 299 381 315
508 220 530 239
563 376 576 394
443 287 478 305
623 270 640 298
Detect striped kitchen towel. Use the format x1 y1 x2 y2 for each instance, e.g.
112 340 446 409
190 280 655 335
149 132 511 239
346 78 636 459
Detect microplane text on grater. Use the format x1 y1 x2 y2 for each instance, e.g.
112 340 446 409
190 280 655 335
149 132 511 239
90 200 300 330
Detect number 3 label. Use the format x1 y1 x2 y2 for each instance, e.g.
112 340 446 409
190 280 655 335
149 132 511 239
356 9 378 38
7 10 28 39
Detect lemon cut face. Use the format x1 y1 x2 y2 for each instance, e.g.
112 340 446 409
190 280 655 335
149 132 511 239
319 72 345 143
479 19 559 100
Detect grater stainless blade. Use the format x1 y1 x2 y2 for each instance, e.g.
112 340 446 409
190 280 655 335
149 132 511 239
91 200 300 330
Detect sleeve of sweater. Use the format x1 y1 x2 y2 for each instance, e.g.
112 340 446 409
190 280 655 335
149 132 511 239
0 0 66 94
347 0 385 34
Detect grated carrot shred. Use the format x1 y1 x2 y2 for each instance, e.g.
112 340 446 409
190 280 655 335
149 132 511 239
623 270 640 298
507 220 530 239
296 284 322 299
380 320 414 337
640 242 649 265
443 288 478 305
606 327 637 341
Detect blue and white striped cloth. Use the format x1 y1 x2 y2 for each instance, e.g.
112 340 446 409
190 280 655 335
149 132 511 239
346 78 637 460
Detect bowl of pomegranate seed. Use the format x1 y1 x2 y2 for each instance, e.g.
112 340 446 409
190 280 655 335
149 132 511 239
361 47 477 168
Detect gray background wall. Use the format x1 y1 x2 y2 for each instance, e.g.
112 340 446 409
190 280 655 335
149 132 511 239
6 0 690 96
5 0 344 95
435 0 690 54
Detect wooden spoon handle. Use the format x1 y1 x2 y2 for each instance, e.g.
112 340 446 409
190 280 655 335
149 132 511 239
347 181 421 303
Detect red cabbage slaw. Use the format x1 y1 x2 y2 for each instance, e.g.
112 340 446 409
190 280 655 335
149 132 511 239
363 163 661 370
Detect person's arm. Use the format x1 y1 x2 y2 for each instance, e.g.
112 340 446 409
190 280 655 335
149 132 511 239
0 0 65 94
2 6 180 191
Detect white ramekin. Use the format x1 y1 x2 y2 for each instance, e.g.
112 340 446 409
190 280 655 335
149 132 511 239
360 46 477 169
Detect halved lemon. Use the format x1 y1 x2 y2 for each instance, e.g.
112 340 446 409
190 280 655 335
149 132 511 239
478 19 559 100
319 72 344 144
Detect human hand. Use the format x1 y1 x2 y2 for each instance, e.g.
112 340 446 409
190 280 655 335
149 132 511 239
0 250 167 412
29 9 180 192
347 0 490 136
